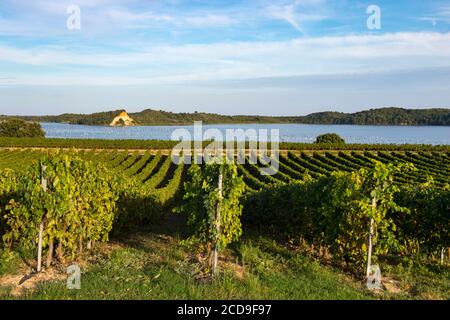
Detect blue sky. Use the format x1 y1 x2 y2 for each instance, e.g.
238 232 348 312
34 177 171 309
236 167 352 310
0 0 450 116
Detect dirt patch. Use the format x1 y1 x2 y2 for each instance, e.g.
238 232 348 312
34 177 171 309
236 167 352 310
0 242 123 297
420 291 445 300
0 267 66 297
382 277 402 294
222 257 246 280
190 248 246 282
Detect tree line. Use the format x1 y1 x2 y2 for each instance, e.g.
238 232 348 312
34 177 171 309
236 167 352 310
2 107 449 126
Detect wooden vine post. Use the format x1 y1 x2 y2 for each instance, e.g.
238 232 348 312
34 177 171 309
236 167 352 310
366 196 376 278
37 164 47 272
212 166 223 275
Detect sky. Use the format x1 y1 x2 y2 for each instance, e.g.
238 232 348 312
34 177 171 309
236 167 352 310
0 0 450 116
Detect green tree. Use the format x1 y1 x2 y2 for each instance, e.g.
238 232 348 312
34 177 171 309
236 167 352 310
315 133 345 144
0 119 45 138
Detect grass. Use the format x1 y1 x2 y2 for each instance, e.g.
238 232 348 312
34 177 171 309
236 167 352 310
380 259 450 300
12 234 369 299
0 215 448 300
0 231 372 300
0 249 21 277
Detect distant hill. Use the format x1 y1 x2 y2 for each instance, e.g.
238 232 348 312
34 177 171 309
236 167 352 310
2 107 450 126
299 108 450 125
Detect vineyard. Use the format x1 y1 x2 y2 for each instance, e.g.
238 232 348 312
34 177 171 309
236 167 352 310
1 137 450 152
0 147 449 299
0 148 449 219
1 148 449 193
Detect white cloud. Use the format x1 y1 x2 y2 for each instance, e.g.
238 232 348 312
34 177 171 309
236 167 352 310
268 4 304 32
1 32 450 85
106 8 237 28
0 0 238 36
418 17 438 26
106 9 174 28
418 4 450 26
267 0 328 33
440 5 450 17
183 15 237 27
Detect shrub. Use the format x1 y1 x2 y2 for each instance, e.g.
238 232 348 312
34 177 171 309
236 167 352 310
315 133 345 144
0 119 45 138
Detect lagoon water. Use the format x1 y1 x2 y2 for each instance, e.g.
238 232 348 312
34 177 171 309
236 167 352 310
41 122 450 145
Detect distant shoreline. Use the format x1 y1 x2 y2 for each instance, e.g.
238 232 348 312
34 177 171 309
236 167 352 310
2 106 450 126
39 121 450 127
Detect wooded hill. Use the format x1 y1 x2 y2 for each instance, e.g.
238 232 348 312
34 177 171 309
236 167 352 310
2 107 450 126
